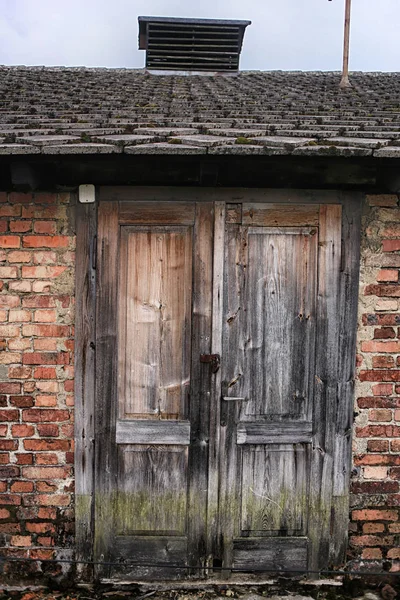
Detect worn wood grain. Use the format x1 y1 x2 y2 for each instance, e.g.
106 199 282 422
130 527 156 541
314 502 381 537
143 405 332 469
116 420 190 445
242 204 319 226
206 201 225 570
112 536 187 580
74 200 97 579
117 445 188 535
119 201 195 225
94 201 119 579
237 422 312 445
118 226 192 420
232 537 308 572
308 204 342 571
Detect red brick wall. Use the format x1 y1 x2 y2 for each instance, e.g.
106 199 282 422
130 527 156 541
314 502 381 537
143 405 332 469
351 194 400 571
0 191 75 576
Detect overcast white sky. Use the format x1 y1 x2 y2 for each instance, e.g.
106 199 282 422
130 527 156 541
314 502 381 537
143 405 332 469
0 0 399 72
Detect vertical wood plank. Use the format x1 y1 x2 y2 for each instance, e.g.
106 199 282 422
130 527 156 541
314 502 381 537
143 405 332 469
330 193 363 564
75 201 97 579
308 204 342 571
187 202 214 575
94 201 119 579
206 201 225 569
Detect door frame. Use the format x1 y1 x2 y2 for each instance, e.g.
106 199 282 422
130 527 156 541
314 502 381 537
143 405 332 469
74 186 363 579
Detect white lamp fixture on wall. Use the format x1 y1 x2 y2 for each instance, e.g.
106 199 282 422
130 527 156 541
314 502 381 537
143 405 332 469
78 184 96 204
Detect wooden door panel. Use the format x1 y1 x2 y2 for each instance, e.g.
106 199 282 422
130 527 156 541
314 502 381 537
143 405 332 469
219 202 342 574
95 201 213 580
243 226 317 419
118 226 192 420
240 444 308 535
116 445 188 535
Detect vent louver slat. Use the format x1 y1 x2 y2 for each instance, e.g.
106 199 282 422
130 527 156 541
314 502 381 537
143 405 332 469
138 16 251 74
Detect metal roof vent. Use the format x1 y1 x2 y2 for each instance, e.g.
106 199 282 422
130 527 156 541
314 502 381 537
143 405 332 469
138 16 251 75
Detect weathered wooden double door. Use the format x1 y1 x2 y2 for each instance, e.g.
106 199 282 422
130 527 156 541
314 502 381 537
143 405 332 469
95 198 343 580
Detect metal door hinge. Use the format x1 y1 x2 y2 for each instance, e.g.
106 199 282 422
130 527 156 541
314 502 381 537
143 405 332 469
200 353 220 373
91 235 97 270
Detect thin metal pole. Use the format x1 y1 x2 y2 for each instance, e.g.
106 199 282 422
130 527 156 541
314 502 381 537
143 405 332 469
339 0 352 88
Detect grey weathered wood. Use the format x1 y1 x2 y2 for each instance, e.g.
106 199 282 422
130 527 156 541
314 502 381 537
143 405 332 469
74 200 97 580
330 192 363 565
308 204 342 571
242 203 319 226
116 420 190 445
232 538 308 572
240 444 308 535
206 201 225 570
187 202 214 575
98 186 352 205
237 422 312 445
119 201 195 225
94 201 119 579
112 536 187 580
117 445 188 535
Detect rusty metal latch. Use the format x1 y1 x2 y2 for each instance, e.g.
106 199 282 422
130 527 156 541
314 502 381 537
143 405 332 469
200 354 220 373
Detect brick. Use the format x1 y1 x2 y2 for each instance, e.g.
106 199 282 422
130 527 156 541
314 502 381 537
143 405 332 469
24 440 69 451
33 221 57 234
0 382 21 394
36 481 58 492
22 466 69 479
22 324 69 337
30 549 55 560
375 300 399 311
369 409 393 422
373 327 396 339
10 482 34 493
22 409 69 423
365 284 400 297
364 466 388 479
0 409 19 422
8 281 32 293
361 340 400 352
37 536 54 546
22 206 64 219
371 385 394 397
38 508 57 520
367 440 390 452
350 535 394 547
22 266 67 279
0 466 19 478
9 221 32 233
23 353 57 365
10 535 32 547
11 424 34 437
9 192 33 204
10 396 34 408
0 205 21 217
0 222 6 233
32 281 52 293
0 266 18 278
15 453 33 465
36 454 58 465
33 309 57 323
22 236 69 249
34 193 56 205
34 339 58 351
372 356 395 369
26 522 55 534
7 251 32 263
33 251 57 265
359 370 400 382
351 481 399 494
0 351 22 364
377 269 399 282
22 295 56 308
0 494 21 505
9 310 31 322
33 367 57 379
362 523 385 533
35 381 58 393
35 494 70 506
36 423 59 437
363 314 400 326
0 235 20 248
0 508 11 519
362 548 382 559
8 365 32 379
35 395 57 407
383 239 400 252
